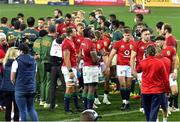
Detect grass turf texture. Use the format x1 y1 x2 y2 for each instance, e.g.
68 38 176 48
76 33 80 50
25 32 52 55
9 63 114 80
0 4 180 121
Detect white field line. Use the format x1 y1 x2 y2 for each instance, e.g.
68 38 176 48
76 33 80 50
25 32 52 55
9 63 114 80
64 110 139 121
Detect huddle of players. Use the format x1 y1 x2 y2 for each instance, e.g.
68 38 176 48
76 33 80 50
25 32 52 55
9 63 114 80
0 9 178 115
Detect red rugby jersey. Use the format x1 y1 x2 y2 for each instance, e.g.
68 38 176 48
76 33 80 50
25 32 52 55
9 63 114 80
161 46 176 73
156 55 171 92
57 22 76 36
74 34 84 54
0 47 5 74
166 35 177 49
62 38 77 67
161 46 176 63
80 38 97 66
113 40 133 65
132 40 154 66
102 35 111 52
96 39 104 52
136 56 169 94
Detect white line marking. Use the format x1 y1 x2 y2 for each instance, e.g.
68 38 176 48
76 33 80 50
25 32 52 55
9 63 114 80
65 110 139 121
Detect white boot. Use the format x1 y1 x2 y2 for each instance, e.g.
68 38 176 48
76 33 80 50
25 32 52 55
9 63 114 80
11 112 14 120
156 117 159 122
103 94 111 105
40 101 45 106
139 107 145 114
44 103 50 108
168 107 172 115
163 117 167 122
93 104 98 109
94 98 101 105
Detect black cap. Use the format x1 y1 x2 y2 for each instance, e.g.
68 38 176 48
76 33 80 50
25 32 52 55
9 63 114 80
89 12 95 18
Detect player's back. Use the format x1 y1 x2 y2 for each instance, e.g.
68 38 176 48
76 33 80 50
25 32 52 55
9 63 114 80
80 38 96 66
137 56 167 94
166 35 177 49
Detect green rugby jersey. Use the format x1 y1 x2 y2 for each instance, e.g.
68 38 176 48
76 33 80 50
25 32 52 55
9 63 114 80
0 26 10 37
7 30 21 46
40 35 53 62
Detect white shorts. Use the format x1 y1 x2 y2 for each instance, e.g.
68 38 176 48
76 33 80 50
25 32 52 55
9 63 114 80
83 66 99 84
116 65 132 77
137 72 142 82
169 73 177 86
79 59 84 69
99 62 106 72
61 66 77 83
98 62 106 82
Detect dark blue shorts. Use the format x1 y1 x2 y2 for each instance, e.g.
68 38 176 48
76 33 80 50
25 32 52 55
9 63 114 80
160 93 168 111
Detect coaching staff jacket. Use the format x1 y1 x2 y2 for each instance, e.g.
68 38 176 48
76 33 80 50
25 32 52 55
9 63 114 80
136 56 170 94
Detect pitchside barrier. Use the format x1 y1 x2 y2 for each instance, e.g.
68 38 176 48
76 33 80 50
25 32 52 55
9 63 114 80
74 0 125 6
23 0 74 5
24 0 125 6
126 0 180 7
15 0 180 7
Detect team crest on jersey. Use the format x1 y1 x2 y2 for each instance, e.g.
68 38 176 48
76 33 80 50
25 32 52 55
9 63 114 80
104 42 107 46
81 43 85 46
97 44 101 49
141 46 145 49
121 45 125 48
77 39 80 42
167 50 171 56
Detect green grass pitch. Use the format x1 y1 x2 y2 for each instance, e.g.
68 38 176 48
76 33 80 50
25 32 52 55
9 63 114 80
0 4 180 121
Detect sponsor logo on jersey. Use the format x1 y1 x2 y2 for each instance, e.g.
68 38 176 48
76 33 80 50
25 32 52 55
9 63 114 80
167 50 171 56
121 45 125 48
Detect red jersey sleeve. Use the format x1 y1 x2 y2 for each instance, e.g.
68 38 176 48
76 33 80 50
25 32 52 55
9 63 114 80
130 40 136 49
90 41 96 51
161 64 170 93
113 41 119 51
56 24 62 35
136 61 142 73
103 36 111 48
132 42 138 52
166 36 177 49
0 49 5 58
0 49 5 75
172 48 176 56
62 41 71 51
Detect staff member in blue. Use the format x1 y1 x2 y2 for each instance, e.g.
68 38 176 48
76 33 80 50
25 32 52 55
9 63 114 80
1 47 19 121
11 43 38 121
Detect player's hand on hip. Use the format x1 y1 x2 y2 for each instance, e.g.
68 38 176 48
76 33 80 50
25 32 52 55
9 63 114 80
132 70 137 78
171 72 177 80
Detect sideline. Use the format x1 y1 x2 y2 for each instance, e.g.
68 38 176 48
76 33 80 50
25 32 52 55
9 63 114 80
65 110 139 121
